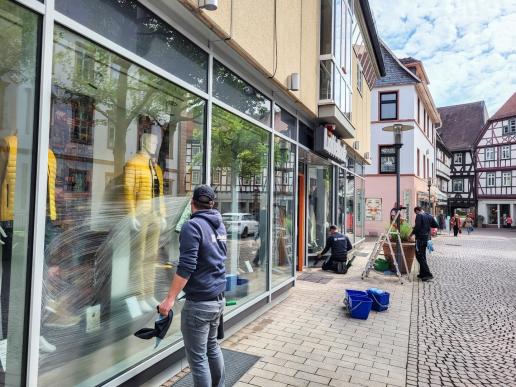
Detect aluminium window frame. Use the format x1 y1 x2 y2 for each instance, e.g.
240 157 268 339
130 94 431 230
379 91 398 121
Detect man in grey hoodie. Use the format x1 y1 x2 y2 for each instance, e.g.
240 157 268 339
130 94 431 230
159 185 227 387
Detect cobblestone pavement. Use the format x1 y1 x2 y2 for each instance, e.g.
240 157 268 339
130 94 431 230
407 229 516 387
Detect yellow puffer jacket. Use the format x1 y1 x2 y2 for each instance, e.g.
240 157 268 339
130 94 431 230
123 152 165 217
0 136 57 221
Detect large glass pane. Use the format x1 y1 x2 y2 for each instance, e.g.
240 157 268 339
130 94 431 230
213 61 271 126
272 137 296 287
307 157 333 258
320 0 333 55
0 1 39 385
211 105 269 308
346 171 355 243
39 26 205 386
273 105 296 140
355 177 364 240
334 0 342 68
319 60 333 101
55 0 208 91
337 168 346 235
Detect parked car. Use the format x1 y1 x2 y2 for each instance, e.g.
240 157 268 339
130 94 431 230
222 213 259 238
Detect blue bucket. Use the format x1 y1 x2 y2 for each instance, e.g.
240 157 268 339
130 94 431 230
367 288 390 312
225 275 237 291
347 294 372 320
344 289 369 308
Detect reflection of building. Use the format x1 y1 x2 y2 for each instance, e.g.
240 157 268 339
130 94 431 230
475 93 516 228
365 42 441 235
437 101 488 217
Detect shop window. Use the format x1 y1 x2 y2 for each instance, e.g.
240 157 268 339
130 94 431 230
379 146 397 174
0 1 40 384
211 105 269 307
307 161 333 255
452 179 463 192
345 171 355 243
212 61 271 126
299 121 314 149
487 173 495 187
355 176 364 240
39 26 206 386
379 92 398 120
55 0 208 90
272 137 296 287
273 105 297 140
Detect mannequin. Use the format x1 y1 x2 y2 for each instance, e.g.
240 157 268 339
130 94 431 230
123 132 166 312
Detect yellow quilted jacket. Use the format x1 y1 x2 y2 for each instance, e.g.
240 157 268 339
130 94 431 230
0 136 57 221
123 152 165 217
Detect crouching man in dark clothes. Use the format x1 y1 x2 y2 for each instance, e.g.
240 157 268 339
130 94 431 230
317 225 353 274
409 206 434 281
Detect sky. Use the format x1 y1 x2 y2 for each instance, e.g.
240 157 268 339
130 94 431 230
370 0 516 116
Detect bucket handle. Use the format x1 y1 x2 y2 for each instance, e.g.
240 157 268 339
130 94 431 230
348 299 370 313
369 293 389 307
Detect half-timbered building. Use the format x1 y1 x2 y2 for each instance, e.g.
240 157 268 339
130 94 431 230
475 93 516 228
437 101 488 217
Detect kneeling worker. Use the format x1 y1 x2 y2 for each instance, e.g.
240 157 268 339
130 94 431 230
317 225 353 274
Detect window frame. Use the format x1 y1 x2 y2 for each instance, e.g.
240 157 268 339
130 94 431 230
378 145 397 174
454 153 463 165
485 147 495 161
501 145 511 160
379 91 398 121
452 179 463 192
487 172 496 187
502 172 512 187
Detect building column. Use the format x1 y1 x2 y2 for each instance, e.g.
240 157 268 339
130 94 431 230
497 204 501 229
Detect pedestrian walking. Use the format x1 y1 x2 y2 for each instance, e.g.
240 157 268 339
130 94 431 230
451 214 461 237
505 215 513 229
463 215 474 235
317 225 353 274
159 185 227 387
410 207 435 281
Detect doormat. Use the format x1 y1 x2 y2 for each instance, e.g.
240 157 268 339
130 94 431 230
297 273 332 284
172 349 260 387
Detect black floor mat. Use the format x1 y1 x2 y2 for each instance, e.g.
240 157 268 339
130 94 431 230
172 349 260 387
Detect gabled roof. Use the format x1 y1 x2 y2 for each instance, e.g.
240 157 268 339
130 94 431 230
437 101 488 151
490 92 516 121
374 42 420 87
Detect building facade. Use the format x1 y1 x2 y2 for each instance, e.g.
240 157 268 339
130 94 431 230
0 0 384 385
435 132 452 216
437 101 488 218
365 43 440 236
475 93 516 228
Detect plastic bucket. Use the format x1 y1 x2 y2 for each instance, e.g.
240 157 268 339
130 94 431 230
347 294 372 320
367 288 390 312
225 275 237 291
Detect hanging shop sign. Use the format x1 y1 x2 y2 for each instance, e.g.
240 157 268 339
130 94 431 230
315 125 347 163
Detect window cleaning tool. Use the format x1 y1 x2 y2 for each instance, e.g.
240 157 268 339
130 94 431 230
361 209 411 284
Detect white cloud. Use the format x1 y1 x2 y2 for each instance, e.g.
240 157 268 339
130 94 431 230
370 0 516 115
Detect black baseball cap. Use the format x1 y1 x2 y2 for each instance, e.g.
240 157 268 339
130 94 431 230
193 185 216 203
134 310 173 340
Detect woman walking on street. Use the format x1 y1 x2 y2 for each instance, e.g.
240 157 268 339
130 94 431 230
463 215 473 235
451 214 462 237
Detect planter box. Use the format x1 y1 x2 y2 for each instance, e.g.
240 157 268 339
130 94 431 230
383 242 415 274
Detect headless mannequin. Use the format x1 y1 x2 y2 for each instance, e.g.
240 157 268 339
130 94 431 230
124 133 166 312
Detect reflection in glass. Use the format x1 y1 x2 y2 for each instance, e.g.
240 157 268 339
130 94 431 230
273 105 297 140
0 1 39 385
211 105 269 307
346 172 355 243
337 168 347 236
355 177 364 240
272 137 296 287
55 0 208 90
307 159 333 256
39 26 205 386
213 61 271 126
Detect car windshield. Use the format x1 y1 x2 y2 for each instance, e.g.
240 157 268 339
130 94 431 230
222 215 241 221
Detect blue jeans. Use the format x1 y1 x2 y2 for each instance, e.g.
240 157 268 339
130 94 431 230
181 299 225 387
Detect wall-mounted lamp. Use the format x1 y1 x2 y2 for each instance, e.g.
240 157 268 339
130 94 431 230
198 0 218 11
288 73 300 91
353 140 360 150
364 152 370 160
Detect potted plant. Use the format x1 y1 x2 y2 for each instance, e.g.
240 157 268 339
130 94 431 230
382 222 416 274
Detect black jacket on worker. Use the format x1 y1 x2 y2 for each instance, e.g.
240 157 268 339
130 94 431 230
320 232 353 262
411 212 434 241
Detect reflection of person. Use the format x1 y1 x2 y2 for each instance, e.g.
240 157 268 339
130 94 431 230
318 225 352 274
409 207 434 281
123 132 167 312
159 185 227 387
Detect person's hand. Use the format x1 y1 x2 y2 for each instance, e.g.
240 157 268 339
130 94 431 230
316 253 321 259
158 297 174 316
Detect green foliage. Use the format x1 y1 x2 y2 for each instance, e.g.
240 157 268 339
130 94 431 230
388 221 413 242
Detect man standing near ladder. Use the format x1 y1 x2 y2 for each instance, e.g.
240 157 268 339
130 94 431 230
410 206 435 281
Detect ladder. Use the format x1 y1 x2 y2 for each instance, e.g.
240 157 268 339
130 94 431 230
361 210 411 284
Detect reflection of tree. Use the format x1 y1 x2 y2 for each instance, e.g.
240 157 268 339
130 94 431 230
52 26 205 175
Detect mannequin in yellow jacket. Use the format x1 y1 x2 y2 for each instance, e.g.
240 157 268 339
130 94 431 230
123 133 167 312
